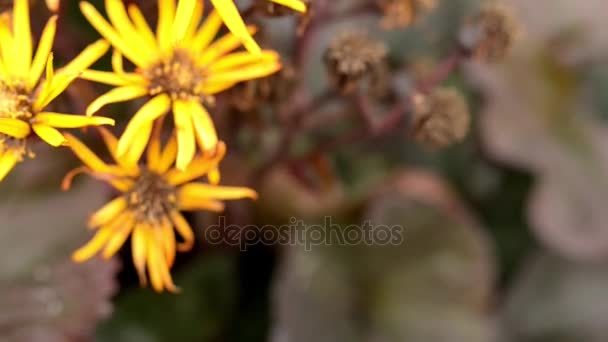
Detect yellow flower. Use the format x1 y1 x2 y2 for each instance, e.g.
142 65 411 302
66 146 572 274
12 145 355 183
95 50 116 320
0 0 113 181
79 0 282 170
64 126 257 293
211 0 308 54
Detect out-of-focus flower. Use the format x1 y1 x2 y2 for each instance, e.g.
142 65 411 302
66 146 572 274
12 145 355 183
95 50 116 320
80 0 281 170
46 0 60 12
459 3 519 63
411 88 470 148
0 0 112 181
63 126 258 293
211 0 307 53
324 31 387 94
377 0 437 30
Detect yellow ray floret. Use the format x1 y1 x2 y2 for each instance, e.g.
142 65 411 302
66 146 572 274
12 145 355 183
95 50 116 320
80 0 282 170
211 0 307 54
0 0 113 182
64 125 257 293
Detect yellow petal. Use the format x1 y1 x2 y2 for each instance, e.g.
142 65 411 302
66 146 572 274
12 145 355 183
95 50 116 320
172 0 196 42
36 112 115 128
178 183 258 203
147 117 165 171
182 0 203 42
197 25 258 66
102 213 135 259
81 69 145 86
28 16 57 91
0 13 16 76
178 196 225 212
86 85 148 116
148 236 178 292
200 81 238 95
80 2 147 67
169 210 195 252
131 224 149 286
0 118 31 139
157 133 178 173
208 168 220 185
59 39 110 75
173 100 196 170
105 0 158 60
117 94 171 157
32 74 78 111
191 11 222 52
127 4 157 49
210 0 261 54
31 54 54 110
119 120 152 167
32 124 65 147
208 50 279 73
160 221 176 267
111 49 124 74
72 227 113 262
157 0 176 53
97 126 118 155
0 152 20 182
152 238 179 293
97 126 136 174
189 101 218 152
34 72 81 111
204 60 281 86
13 0 32 77
88 196 127 228
166 141 226 185
271 0 307 12
64 133 113 172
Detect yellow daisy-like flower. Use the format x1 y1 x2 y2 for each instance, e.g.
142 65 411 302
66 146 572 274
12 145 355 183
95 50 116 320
211 0 308 54
64 126 257 292
0 0 113 181
79 0 282 170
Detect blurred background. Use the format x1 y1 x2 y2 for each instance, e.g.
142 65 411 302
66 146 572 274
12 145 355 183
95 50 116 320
2 0 608 341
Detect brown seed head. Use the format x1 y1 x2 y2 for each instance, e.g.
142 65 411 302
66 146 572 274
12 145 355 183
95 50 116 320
377 0 437 30
411 88 470 148
459 3 519 62
324 31 387 94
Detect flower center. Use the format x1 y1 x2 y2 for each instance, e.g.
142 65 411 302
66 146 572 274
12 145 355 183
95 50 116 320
0 81 33 158
143 50 213 102
127 169 176 225
0 81 32 120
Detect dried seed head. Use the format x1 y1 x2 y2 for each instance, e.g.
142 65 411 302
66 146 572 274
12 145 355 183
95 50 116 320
377 0 437 30
324 31 387 94
459 3 519 63
411 88 470 148
228 64 297 112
